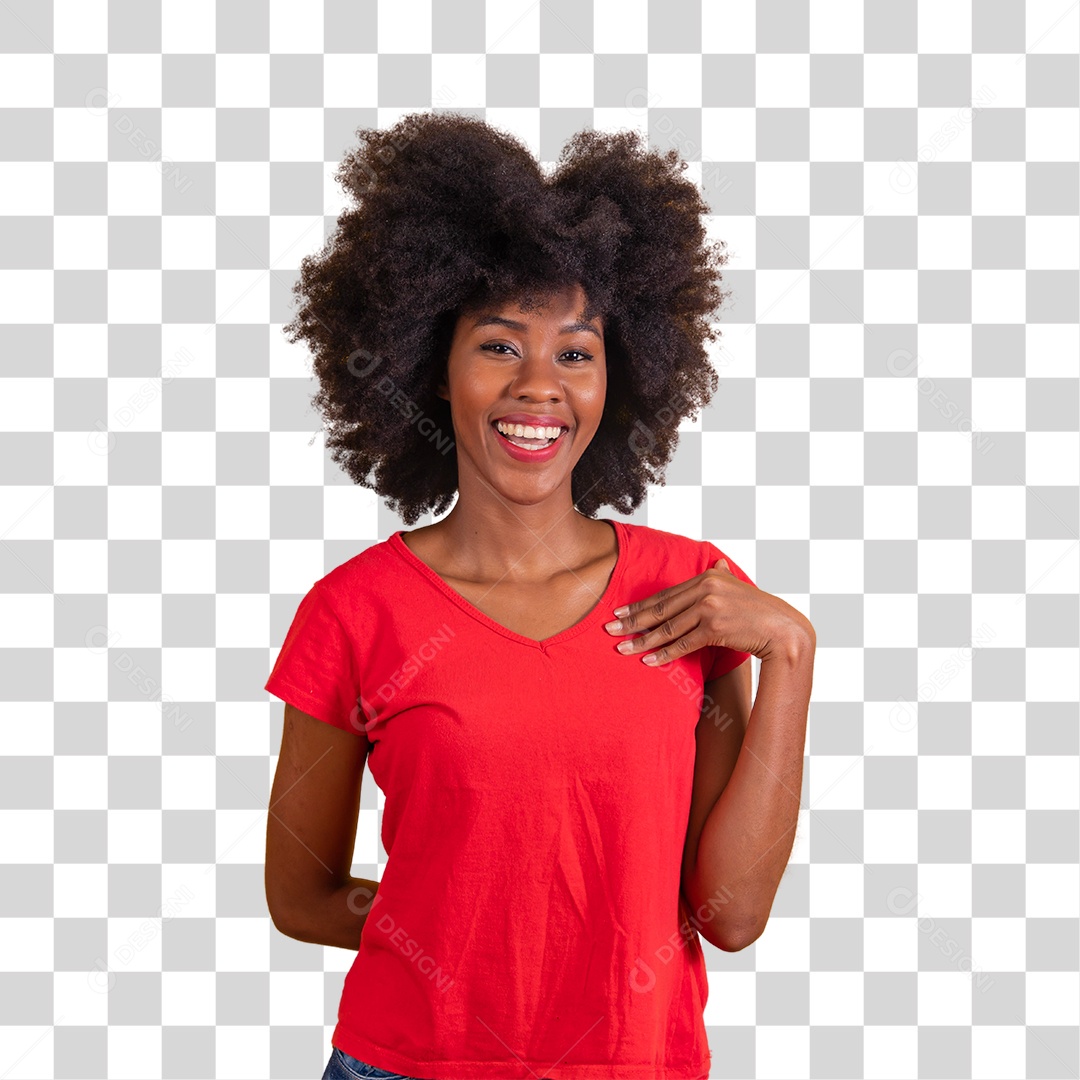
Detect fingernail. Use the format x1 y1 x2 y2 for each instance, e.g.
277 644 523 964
616 641 633 654
605 620 623 632
613 606 629 618
642 653 660 665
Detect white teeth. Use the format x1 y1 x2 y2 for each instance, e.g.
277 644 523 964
495 420 566 440
506 438 552 451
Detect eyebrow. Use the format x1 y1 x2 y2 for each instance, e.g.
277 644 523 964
470 315 603 341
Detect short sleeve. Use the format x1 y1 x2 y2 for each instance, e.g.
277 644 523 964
701 541 758 682
265 579 368 738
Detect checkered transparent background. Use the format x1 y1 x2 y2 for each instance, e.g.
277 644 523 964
1 1 1079 1077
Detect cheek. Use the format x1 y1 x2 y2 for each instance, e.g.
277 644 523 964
582 373 607 421
447 373 495 417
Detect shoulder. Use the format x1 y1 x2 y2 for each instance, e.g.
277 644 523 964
313 535 405 612
621 521 754 587
620 520 721 571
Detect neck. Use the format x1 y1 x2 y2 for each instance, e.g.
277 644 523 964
427 502 605 583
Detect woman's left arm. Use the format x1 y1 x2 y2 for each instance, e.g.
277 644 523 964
680 632 815 952
606 557 815 952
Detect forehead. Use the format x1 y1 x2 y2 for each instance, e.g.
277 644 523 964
460 288 603 335
465 310 603 340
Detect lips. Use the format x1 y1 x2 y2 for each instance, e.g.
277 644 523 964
490 420 568 462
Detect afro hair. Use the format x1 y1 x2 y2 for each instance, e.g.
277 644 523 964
282 111 733 526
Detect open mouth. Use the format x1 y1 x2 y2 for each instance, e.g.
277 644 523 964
491 420 569 451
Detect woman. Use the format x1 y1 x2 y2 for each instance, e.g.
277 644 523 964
264 112 815 1080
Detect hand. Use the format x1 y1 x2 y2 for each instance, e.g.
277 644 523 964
603 558 812 666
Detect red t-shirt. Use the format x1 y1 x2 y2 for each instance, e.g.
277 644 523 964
265 519 755 1080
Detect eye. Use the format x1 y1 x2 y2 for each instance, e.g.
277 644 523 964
479 343 593 363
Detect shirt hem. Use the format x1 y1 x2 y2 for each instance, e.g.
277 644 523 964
332 1022 711 1080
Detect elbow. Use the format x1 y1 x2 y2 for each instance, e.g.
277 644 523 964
699 918 763 953
718 921 765 952
265 873 306 941
269 904 322 944
684 877 763 953
267 902 300 941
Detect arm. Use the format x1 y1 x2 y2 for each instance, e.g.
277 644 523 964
681 628 815 951
265 704 380 950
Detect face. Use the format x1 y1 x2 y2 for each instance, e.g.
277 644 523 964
436 283 607 508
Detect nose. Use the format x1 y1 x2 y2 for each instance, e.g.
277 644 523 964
508 353 563 402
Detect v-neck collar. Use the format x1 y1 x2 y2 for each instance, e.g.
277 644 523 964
389 518 628 650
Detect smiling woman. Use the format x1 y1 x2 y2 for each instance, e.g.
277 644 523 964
264 110 814 1080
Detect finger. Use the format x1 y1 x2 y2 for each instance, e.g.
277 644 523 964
636 625 716 668
613 604 702 662
609 575 703 630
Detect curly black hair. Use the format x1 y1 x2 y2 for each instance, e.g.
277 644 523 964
283 111 732 526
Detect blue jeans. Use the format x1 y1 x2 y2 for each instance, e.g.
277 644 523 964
321 1044 426 1080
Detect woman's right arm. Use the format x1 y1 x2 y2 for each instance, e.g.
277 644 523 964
265 704 380 950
